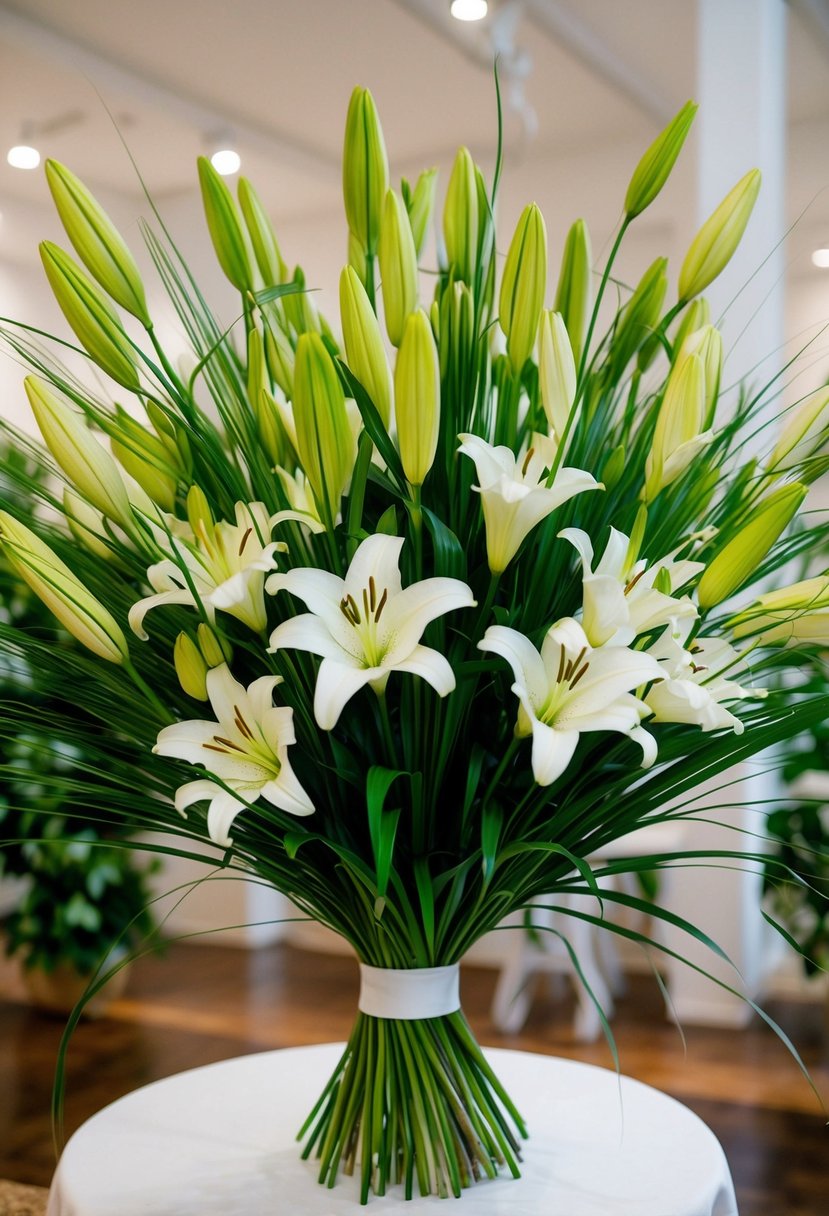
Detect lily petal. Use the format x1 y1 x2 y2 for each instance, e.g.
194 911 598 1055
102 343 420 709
479 625 548 706
529 716 579 787
391 644 456 697
382 578 475 664
314 657 374 730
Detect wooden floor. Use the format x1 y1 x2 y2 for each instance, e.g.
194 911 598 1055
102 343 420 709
1 942 827 1214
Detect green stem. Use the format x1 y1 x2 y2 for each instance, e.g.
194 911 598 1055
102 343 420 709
122 660 174 724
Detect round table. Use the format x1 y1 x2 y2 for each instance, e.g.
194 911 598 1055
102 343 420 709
47 1044 738 1215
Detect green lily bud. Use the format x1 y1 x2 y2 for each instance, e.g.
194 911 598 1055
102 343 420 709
343 86 389 254
697 482 807 609
678 169 761 302
145 402 193 479
379 189 418 347
264 321 295 400
601 444 626 491
624 101 698 219
186 484 214 536
197 155 253 293
339 266 392 426
293 333 354 527
554 219 592 367
0 512 128 663
499 203 547 374
25 375 133 525
676 324 722 427
174 632 209 700
766 387 829 475
644 353 710 502
438 281 475 380
624 504 648 576
282 266 321 338
111 407 179 512
63 488 114 562
347 229 368 289
40 242 140 389
404 168 438 257
45 159 151 326
395 309 440 486
443 147 479 285
673 298 710 354
612 257 668 375
238 176 289 287
538 310 576 446
729 575 829 645
197 622 233 666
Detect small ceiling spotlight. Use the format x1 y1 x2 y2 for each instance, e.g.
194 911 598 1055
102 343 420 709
210 147 241 176
7 143 40 170
450 0 488 21
811 247 829 269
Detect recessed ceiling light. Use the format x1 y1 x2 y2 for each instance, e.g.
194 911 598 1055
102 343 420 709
450 0 488 21
7 144 40 170
811 248 829 269
210 148 241 176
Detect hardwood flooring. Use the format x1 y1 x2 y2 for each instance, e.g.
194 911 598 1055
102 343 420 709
1 942 827 1214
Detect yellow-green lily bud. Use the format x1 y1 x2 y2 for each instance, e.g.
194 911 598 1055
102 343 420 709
145 402 192 479
347 229 368 289
554 218 592 367
247 328 288 464
339 266 392 426
238 176 289 287
698 483 807 609
612 257 668 374
624 505 648 576
443 147 479 284
343 86 389 254
644 352 711 502
40 242 140 389
197 155 253 293
678 169 761 302
729 575 829 645
247 326 268 407
281 266 321 338
63 488 114 562
186 484 214 536
395 309 440 486
766 387 829 475
624 101 698 219
673 298 710 354
264 322 295 400
293 333 354 527
111 408 178 512
379 189 418 347
25 375 133 525
197 621 233 666
500 203 547 374
438 281 474 380
538 309 576 446
405 168 438 258
0 512 128 663
174 632 209 700
601 444 626 490
676 324 722 427
45 159 151 327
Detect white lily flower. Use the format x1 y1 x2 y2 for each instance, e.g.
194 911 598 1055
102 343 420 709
276 468 326 534
458 433 600 574
130 502 292 638
560 526 702 647
479 618 662 786
267 534 475 729
645 629 764 734
153 663 313 847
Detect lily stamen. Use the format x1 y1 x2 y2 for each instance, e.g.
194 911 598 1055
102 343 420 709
374 587 388 621
238 526 253 556
521 446 536 478
570 660 590 688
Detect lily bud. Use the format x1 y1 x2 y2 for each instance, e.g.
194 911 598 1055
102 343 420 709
238 177 289 287
264 322 295 400
499 203 547 374
443 147 479 284
293 333 354 526
611 257 668 375
343 86 389 254
673 298 710 354
766 387 829 475
697 483 807 609
197 156 253 293
438 281 475 380
395 309 440 486
45 159 151 326
347 229 368 289
678 169 761 302
554 219 592 367
40 242 140 389
538 309 576 447
601 444 626 490
63 488 114 562
197 621 233 666
174 633 209 700
644 353 712 502
379 189 418 347
405 168 438 257
676 324 722 427
0 512 128 663
186 484 214 536
339 266 392 426
25 376 133 525
624 101 698 219
111 407 179 512
729 576 829 645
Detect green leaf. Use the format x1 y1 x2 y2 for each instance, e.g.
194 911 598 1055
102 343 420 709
337 360 408 490
366 766 406 908
480 802 502 890
420 506 466 579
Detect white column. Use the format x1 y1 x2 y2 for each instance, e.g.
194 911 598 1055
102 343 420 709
664 0 788 1026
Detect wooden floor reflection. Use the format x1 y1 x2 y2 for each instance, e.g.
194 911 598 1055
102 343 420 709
1 943 827 1214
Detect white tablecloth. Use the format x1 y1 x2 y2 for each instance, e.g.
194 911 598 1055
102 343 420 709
47 1043 738 1215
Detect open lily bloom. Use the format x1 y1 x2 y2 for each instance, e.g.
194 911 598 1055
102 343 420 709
130 502 292 637
153 663 314 847
479 617 663 786
645 628 764 733
267 533 475 729
560 526 702 647
458 433 600 574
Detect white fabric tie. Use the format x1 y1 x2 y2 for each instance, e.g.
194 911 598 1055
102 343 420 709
358 964 461 1019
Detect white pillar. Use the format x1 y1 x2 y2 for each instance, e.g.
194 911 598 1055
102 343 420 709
665 0 788 1026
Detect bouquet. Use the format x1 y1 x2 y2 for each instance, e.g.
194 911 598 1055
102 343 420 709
1 86 828 1202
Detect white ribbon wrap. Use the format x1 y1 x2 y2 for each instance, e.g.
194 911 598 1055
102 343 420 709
358 964 461 1020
